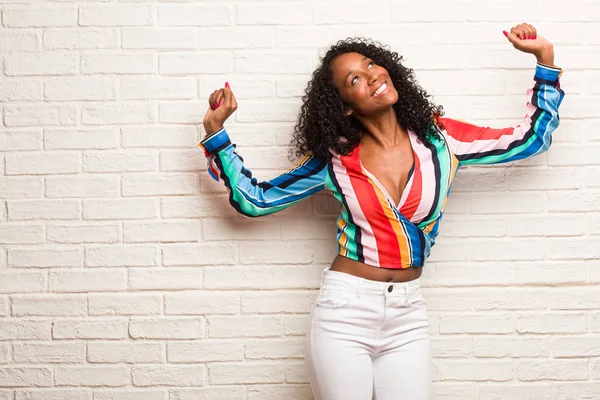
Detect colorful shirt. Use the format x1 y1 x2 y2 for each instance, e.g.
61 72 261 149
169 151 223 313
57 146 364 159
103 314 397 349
200 63 564 269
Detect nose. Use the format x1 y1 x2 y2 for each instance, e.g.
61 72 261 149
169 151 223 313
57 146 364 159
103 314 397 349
368 70 379 86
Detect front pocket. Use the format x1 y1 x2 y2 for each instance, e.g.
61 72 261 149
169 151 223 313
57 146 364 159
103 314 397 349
315 288 354 309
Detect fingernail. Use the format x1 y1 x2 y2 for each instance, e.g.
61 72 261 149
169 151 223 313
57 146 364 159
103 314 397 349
503 30 508 37
216 100 223 108
225 82 230 89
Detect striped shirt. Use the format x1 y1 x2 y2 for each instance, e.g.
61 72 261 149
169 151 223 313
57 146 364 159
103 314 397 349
200 63 564 269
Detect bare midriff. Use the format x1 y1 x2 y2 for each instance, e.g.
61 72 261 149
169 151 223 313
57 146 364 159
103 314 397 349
329 254 422 283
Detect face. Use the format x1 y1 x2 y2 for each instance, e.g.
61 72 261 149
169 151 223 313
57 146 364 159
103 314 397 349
330 52 398 117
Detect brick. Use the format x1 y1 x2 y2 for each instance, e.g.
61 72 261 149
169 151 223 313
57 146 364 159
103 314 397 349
85 246 158 267
46 224 120 244
81 53 156 74
204 265 322 290
159 53 233 75
171 388 245 400
129 318 204 339
158 102 205 124
517 360 588 381
6 152 79 175
239 242 313 264
122 173 198 196
159 149 205 172
122 126 198 148
159 5 232 26
0 82 43 102
516 313 588 333
209 362 284 385
12 343 84 363
89 293 162 316
439 315 514 334
392 1 466 22
8 200 81 220
198 27 274 49
474 337 548 358
121 77 196 100
79 4 154 27
161 196 238 219
550 287 600 310
4 54 77 76
0 367 52 387
552 336 600 357
433 360 513 381
83 151 157 173
470 192 546 214
314 2 390 24
548 238 600 259
509 214 585 236
45 176 119 198
45 77 115 101
552 383 600 400
0 177 42 199
508 168 583 190
44 29 118 50
208 315 307 338
0 271 45 293
285 362 307 383
55 366 128 387
245 338 305 360
52 319 127 339
82 103 156 125
236 53 313 75
124 221 200 243
236 3 310 25
3 6 78 27
12 294 87 317
241 291 315 314
93 391 166 400
431 337 472 358
514 262 587 285
426 263 513 287
88 342 164 363
83 199 158 220
0 224 44 244
165 292 239 315
15 389 92 400
0 298 8 316
0 31 39 52
168 340 244 363
478 384 551 400
132 365 206 387
161 243 236 266
49 269 127 292
0 320 51 340
202 218 279 241
247 385 312 400
471 240 545 261
122 28 197 49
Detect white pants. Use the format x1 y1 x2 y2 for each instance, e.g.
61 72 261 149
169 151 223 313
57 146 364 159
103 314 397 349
305 268 431 400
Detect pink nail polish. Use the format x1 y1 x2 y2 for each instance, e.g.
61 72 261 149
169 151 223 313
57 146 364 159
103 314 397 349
225 82 230 89
503 30 508 37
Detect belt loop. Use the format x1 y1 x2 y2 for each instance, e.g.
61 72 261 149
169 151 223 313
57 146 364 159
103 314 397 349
355 277 362 299
320 266 328 286
404 283 409 305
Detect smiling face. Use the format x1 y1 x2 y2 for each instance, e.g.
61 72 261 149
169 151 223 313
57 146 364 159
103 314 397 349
330 51 399 117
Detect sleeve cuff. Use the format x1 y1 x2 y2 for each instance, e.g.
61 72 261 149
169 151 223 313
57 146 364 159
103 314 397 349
535 62 563 84
198 127 232 154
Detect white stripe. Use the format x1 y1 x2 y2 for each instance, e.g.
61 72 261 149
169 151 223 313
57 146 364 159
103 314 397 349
331 155 379 267
410 134 437 223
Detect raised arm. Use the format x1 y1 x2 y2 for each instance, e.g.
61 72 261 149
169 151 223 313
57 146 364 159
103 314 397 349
200 83 327 217
439 23 565 166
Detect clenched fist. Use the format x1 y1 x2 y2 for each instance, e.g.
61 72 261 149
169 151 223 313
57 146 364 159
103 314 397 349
503 23 555 66
203 82 238 138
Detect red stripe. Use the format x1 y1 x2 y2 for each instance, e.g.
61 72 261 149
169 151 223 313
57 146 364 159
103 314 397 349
439 117 513 142
341 147 401 266
400 153 422 220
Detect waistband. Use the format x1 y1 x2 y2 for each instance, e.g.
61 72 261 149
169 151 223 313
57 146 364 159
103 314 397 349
320 267 421 297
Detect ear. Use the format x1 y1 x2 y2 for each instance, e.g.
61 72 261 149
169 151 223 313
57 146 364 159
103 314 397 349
344 109 353 117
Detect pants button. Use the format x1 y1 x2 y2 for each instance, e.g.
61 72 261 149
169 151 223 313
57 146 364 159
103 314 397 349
387 285 393 293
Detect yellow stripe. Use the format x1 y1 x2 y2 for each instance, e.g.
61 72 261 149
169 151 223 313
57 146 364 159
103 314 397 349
366 176 412 267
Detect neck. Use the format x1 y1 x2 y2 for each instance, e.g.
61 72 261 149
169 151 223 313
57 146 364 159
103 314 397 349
355 107 408 148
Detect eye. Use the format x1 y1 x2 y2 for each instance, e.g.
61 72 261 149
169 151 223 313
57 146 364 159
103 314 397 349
351 76 359 85
367 61 374 68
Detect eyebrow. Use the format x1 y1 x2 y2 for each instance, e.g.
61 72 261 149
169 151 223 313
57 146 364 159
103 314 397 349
345 57 368 83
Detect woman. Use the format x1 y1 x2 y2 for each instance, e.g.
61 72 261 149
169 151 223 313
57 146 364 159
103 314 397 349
200 23 564 400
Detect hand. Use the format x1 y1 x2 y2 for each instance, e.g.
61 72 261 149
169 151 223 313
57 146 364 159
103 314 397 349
503 23 555 66
202 82 238 137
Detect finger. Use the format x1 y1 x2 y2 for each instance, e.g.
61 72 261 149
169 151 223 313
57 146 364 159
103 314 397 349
504 30 522 47
214 89 225 109
209 90 218 109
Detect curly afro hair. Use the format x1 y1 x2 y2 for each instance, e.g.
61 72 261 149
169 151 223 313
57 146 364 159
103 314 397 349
291 38 445 160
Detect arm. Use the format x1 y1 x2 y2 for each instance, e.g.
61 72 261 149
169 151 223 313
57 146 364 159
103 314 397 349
440 23 565 166
200 128 327 217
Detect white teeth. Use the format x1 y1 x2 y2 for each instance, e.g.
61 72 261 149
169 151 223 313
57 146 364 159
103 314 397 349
373 83 387 96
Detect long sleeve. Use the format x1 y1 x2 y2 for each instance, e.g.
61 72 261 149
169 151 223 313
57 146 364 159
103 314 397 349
199 127 327 217
439 63 565 166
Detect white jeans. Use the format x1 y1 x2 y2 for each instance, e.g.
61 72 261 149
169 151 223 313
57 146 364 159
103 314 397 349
305 268 431 400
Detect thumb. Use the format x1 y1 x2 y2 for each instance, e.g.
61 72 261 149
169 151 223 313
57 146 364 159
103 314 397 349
503 30 521 47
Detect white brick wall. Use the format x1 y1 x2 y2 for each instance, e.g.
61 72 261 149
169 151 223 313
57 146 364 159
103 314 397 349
0 1 598 399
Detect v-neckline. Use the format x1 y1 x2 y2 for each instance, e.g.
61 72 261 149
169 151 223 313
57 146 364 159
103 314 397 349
357 131 417 210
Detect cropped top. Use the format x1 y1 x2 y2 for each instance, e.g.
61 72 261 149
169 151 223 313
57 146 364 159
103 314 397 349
200 63 564 269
